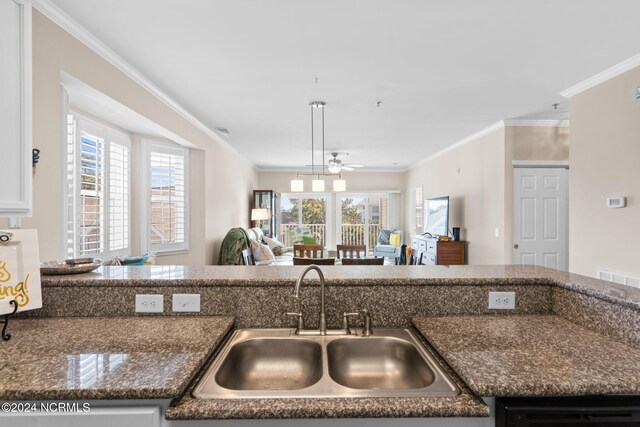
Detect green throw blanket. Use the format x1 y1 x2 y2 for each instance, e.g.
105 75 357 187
218 227 252 265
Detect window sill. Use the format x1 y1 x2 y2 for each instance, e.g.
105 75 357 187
153 248 191 257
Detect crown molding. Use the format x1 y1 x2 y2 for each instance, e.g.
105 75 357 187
503 119 569 128
31 0 253 166
560 53 640 98
405 121 505 171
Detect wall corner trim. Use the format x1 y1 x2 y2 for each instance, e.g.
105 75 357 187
31 0 255 167
405 120 505 171
560 53 640 98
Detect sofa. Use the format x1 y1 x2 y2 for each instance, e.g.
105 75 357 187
245 227 293 265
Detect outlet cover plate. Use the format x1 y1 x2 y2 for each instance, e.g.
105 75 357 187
488 291 516 310
172 294 201 312
135 294 164 313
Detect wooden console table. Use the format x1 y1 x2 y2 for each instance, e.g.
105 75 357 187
410 235 467 265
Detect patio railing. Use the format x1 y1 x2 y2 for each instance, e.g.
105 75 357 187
280 224 327 247
279 223 381 254
340 224 381 253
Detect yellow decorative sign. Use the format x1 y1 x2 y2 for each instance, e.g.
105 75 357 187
0 230 42 315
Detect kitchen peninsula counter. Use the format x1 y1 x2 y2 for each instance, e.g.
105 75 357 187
0 316 234 400
413 315 640 397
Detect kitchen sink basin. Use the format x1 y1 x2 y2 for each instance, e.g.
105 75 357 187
214 338 322 391
193 328 458 399
327 337 435 390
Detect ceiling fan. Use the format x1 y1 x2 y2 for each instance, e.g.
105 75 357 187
327 152 364 173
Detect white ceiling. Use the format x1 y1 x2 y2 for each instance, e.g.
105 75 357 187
48 0 640 170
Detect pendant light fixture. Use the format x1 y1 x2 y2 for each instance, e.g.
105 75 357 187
333 177 346 192
290 100 347 192
310 101 325 192
290 178 304 192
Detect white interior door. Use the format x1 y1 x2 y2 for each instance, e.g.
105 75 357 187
513 167 568 271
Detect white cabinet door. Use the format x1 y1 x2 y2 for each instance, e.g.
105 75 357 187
0 406 161 427
0 0 32 217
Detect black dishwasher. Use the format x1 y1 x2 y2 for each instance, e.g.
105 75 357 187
496 396 640 427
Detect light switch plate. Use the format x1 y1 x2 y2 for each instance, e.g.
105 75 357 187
172 294 201 313
135 294 163 313
488 291 516 310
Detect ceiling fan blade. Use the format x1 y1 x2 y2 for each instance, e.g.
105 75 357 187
342 166 355 171
345 164 364 168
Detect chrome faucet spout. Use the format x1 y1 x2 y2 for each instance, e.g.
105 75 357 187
293 265 327 335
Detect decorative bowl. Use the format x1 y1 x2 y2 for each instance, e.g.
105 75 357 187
40 259 102 275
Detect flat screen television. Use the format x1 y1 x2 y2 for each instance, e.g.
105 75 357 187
424 196 449 237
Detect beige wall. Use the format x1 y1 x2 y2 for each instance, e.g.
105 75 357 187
569 65 640 277
503 126 570 262
0 11 257 264
405 128 506 265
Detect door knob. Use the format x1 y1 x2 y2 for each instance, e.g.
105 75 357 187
513 244 519 249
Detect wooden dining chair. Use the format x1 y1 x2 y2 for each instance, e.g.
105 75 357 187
341 257 384 265
241 249 255 266
336 244 366 259
293 244 323 258
293 257 336 266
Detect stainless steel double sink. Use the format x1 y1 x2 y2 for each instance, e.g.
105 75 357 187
193 328 459 399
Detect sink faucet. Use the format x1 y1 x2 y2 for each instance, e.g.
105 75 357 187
360 308 373 336
293 265 327 335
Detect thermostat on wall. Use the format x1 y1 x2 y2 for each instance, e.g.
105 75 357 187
607 197 626 208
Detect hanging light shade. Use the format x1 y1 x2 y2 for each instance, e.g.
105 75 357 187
291 179 304 192
312 179 325 192
333 179 346 192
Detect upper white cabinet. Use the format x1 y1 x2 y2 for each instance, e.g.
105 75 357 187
0 0 32 217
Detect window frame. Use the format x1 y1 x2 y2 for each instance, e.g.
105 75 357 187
279 192 332 248
335 192 389 253
64 112 132 260
141 138 190 256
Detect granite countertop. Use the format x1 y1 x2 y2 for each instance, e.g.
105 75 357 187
413 315 640 397
41 265 640 310
0 316 234 400
165 330 489 420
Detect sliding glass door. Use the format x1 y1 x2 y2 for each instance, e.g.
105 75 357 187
337 194 388 254
280 194 328 247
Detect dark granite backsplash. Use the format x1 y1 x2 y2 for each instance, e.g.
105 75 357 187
553 287 640 346
30 265 640 342
29 283 552 328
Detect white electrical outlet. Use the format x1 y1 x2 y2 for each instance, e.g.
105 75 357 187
135 294 164 313
494 227 500 238
488 291 515 310
172 294 201 313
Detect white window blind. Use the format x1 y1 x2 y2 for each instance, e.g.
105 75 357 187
79 128 106 255
65 115 131 259
108 137 129 252
143 140 189 254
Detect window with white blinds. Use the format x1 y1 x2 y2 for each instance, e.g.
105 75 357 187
142 139 189 254
65 115 131 259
